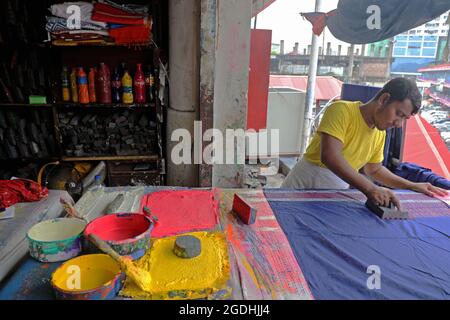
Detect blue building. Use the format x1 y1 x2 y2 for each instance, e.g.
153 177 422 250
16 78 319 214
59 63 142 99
391 12 449 76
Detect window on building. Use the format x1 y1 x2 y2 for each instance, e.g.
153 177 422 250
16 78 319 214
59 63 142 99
407 48 421 56
408 42 422 48
393 48 406 56
396 41 407 47
424 36 437 41
423 41 437 48
422 48 436 57
409 36 423 41
396 35 408 41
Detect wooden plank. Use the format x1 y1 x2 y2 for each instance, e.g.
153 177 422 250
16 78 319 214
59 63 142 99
61 155 159 162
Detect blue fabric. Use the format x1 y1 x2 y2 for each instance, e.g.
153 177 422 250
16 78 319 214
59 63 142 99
267 195 450 299
395 162 450 189
326 0 450 44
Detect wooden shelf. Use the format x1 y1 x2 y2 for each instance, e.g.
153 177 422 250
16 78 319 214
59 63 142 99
0 103 53 108
61 155 159 162
56 102 156 109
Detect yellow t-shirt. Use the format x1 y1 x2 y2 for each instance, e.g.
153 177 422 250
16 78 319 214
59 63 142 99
304 100 386 172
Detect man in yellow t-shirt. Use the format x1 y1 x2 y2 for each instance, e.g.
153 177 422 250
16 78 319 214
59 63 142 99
282 78 447 208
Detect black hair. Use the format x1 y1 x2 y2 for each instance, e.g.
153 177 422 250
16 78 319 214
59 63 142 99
375 77 422 114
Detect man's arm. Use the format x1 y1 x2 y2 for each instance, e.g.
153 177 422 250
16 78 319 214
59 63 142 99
363 162 448 197
320 133 401 208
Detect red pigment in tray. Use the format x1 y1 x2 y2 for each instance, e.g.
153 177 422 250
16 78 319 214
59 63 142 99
140 190 219 238
85 213 151 241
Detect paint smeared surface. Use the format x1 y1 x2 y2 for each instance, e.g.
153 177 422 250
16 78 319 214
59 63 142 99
140 190 219 238
120 232 230 300
216 189 314 300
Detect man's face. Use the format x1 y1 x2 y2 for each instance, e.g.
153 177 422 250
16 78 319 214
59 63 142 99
374 94 414 131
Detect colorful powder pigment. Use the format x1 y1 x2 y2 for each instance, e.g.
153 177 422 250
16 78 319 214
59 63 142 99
140 190 219 238
120 232 231 300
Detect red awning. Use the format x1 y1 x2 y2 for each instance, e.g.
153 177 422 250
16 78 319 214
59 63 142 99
269 75 343 101
403 115 450 179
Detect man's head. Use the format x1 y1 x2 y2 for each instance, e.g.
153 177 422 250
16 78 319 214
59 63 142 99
372 78 422 130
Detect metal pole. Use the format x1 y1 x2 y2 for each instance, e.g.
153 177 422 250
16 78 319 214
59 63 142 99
300 0 323 155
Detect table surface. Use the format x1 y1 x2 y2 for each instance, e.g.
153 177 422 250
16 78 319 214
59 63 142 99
0 187 313 300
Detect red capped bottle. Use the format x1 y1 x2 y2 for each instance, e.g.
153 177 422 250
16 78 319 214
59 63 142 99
134 63 146 104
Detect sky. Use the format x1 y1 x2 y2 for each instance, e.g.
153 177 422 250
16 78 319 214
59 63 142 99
252 0 362 54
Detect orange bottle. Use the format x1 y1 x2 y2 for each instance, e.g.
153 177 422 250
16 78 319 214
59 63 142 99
77 67 89 104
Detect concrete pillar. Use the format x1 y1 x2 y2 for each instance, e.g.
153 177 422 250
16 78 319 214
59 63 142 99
294 42 299 54
166 0 200 186
337 45 342 56
378 46 383 57
280 40 285 55
303 48 307 55
356 48 360 55
361 44 366 56
212 0 252 187
347 44 355 81
326 42 331 55
319 46 323 55
307 45 312 55
198 0 217 187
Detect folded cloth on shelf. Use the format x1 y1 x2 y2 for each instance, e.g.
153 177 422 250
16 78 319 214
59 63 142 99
109 24 151 45
92 2 149 25
0 179 48 208
50 29 110 37
46 16 107 32
103 0 149 15
49 1 107 28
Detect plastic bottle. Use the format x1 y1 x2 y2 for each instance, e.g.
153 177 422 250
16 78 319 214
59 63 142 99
111 67 121 103
69 68 78 103
121 70 133 104
144 65 154 103
61 66 70 102
134 63 146 104
86 175 104 192
88 67 97 103
96 62 111 104
77 67 89 104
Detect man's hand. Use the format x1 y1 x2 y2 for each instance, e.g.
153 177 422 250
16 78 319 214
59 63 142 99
365 186 401 210
411 183 448 197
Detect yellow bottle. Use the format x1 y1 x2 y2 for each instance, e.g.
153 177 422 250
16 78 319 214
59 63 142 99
70 68 78 103
121 70 133 104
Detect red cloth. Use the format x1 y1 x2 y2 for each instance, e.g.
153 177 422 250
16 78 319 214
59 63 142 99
92 3 147 25
0 179 48 208
301 10 337 36
109 25 151 45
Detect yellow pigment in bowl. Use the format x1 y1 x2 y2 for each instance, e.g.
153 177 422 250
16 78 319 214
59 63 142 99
52 254 121 292
120 231 230 299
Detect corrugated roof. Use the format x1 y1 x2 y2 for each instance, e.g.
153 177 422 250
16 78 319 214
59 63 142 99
269 75 343 100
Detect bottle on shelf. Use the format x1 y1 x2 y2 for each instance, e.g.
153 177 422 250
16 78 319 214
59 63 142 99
134 63 146 104
86 175 104 192
118 62 127 79
69 67 78 103
77 67 89 104
96 62 111 104
88 67 97 103
61 66 70 102
121 69 133 104
144 65 154 104
111 67 121 103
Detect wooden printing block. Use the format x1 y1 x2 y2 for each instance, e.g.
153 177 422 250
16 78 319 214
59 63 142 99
365 200 409 220
232 194 257 225
173 235 201 259
0 111 7 128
